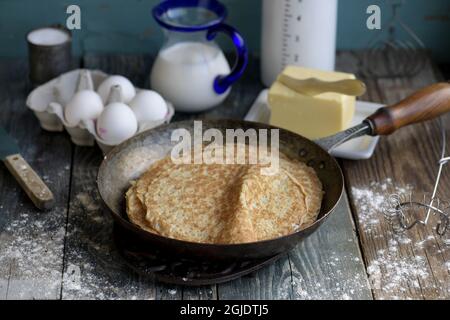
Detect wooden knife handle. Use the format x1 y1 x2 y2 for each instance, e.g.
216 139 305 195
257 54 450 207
366 82 450 135
4 154 54 210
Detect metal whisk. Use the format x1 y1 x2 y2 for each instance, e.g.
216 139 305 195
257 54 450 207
384 117 450 236
360 0 426 78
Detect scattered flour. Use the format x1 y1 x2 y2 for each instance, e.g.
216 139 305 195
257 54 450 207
0 189 155 300
61 190 155 300
0 209 65 299
168 288 177 295
291 269 368 300
3 176 449 300
290 250 371 300
351 179 450 298
76 192 101 211
367 246 430 296
351 178 412 233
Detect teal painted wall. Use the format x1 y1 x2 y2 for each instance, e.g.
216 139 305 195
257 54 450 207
337 0 450 63
0 0 449 62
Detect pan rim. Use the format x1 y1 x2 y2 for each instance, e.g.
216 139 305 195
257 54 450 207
98 118 344 248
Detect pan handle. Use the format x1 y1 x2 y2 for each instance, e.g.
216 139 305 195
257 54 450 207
365 82 450 135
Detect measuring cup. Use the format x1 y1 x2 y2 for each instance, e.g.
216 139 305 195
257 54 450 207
260 0 338 86
150 0 248 112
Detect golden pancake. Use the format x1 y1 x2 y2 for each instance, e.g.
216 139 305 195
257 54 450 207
125 183 157 234
125 144 323 244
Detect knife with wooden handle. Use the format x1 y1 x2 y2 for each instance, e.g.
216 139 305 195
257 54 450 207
0 126 54 210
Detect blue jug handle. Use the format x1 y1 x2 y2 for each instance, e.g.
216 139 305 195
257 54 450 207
206 24 248 95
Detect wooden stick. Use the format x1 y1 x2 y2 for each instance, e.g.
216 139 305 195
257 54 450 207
4 154 54 210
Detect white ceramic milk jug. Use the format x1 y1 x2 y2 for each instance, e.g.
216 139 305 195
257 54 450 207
150 0 248 113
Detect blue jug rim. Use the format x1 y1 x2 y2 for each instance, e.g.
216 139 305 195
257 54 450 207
152 0 228 32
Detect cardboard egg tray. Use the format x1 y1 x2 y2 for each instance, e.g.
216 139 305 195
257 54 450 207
26 69 174 154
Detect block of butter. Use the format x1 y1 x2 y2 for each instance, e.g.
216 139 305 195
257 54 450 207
268 66 356 140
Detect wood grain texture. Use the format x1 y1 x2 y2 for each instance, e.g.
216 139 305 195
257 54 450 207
339 51 450 299
0 58 72 299
289 193 372 300
61 146 156 299
183 286 218 300
217 255 294 300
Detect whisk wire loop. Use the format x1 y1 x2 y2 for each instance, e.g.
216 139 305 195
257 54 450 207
384 117 450 236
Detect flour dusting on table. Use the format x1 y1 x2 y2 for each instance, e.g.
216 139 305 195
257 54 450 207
0 208 66 299
62 189 155 300
291 251 370 300
351 179 450 299
351 178 412 233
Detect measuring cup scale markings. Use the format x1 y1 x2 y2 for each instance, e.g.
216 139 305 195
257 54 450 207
261 0 338 86
151 0 248 112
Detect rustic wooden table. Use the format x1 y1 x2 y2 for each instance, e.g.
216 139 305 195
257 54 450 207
0 52 449 300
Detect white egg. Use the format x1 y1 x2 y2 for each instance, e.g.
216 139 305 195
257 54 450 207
97 75 136 104
96 102 138 145
129 90 168 122
64 90 103 127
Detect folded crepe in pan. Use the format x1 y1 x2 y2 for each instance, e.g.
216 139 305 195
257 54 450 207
125 144 323 244
218 155 322 243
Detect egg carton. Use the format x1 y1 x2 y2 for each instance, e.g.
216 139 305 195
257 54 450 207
26 69 174 154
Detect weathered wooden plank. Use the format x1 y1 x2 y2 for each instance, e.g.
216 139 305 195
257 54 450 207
183 286 218 300
289 193 373 300
339 51 450 299
0 58 72 299
155 284 183 300
61 146 156 299
217 255 294 300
